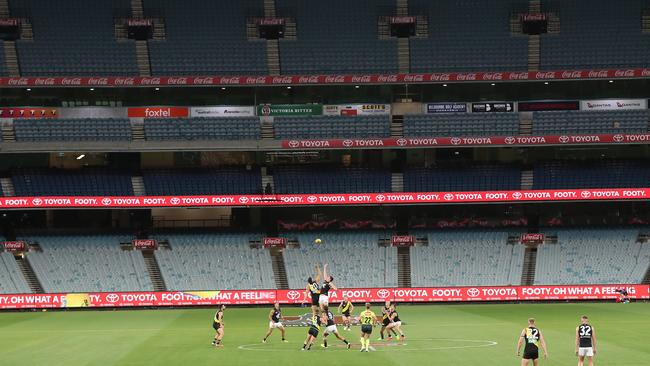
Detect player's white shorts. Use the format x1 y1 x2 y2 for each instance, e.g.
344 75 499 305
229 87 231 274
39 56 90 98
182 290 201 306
269 321 283 329
319 295 329 306
578 347 594 357
326 325 338 334
392 321 402 327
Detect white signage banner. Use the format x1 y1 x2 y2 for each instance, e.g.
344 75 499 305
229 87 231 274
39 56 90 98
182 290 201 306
580 99 647 111
323 104 391 116
190 106 256 117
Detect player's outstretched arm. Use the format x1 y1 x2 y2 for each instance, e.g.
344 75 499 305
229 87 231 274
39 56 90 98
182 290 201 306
323 263 328 282
329 281 338 290
315 264 322 282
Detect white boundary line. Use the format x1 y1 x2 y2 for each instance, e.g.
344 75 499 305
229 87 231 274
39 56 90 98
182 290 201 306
238 338 498 352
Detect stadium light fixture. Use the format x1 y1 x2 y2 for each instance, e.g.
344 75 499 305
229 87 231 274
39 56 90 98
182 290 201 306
221 87 227 90
26 88 31 91
442 84 448 87
89 88 95 91
76 154 86 160
490 83 496 86
544 82 549 85
286 86 292 89
155 87 160 91
354 85 360 89
608 80 614 83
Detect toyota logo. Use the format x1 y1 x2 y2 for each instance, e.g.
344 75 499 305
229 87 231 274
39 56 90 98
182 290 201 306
444 193 454 201
286 290 301 300
342 139 354 147
288 140 300 148
376 194 386 202
559 135 570 143
450 137 461 145
101 198 112 206
467 288 480 297
512 192 522 200
504 136 516 145
613 134 624 142
106 293 119 303
170 197 180 205
239 196 249 204
581 191 591 198
376 289 390 298
396 138 407 146
32 198 43 206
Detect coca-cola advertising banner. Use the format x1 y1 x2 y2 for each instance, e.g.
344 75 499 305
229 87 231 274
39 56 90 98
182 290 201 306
127 19 153 27
0 188 650 209
391 235 415 247
263 237 287 248
281 133 650 149
0 285 646 309
127 107 189 118
132 239 157 250
3 241 26 252
390 16 416 24
580 99 647 111
521 233 545 244
1 68 649 88
0 107 58 118
0 18 20 26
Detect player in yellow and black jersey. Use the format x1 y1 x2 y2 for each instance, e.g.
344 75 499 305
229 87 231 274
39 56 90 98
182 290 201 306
338 295 354 331
379 300 398 340
517 318 549 365
302 312 327 351
358 303 378 352
211 304 226 347
305 264 322 317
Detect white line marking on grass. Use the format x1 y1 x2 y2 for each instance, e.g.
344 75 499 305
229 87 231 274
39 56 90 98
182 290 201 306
238 338 498 352
369 346 376 351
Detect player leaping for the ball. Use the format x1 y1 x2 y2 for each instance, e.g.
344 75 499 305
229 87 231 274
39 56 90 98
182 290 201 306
319 263 338 310
305 264 322 317
359 303 378 352
321 305 351 349
263 302 288 343
338 296 354 331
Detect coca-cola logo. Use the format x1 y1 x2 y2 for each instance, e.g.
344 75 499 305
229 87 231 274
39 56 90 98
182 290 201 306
288 140 300 148
581 191 591 198
270 76 292 84
351 75 372 83
8 78 28 85
467 288 480 297
170 197 180 205
88 78 109 85
307 196 318 203
404 74 424 82
239 196 249 204
613 134 624 142
61 78 82 85
264 238 285 245
450 137 461 145
106 293 119 303
324 75 346 83
220 77 241 85
535 71 556 79
587 70 609 78
114 77 135 85
508 72 529 80
167 77 188 85
504 136 516 145
140 77 161 85
559 135 570 143
101 198 112 206
286 290 301 300
512 192 523 200
483 72 503 80
561 71 582 78
246 76 268 84
614 70 635 77
376 289 390 298
32 198 43 206
457 73 477 81
297 76 319 83
342 139 354 147
377 75 398 83
34 78 55 85
429 73 451 81
396 138 407 146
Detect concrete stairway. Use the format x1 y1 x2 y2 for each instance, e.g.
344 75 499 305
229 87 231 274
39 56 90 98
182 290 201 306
142 251 166 291
131 176 146 196
397 246 411 287
520 246 537 285
0 177 16 196
270 249 289 289
16 256 44 293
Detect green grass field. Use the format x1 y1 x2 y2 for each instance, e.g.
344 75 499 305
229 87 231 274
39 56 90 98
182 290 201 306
0 303 647 366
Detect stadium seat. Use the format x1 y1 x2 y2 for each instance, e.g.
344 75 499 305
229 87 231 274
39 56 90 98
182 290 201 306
144 117 260 141
403 113 520 137
532 110 650 135
533 160 650 189
12 168 134 196
405 164 521 192
143 168 262 195
273 166 391 194
0 252 31 294
274 115 390 139
13 118 132 142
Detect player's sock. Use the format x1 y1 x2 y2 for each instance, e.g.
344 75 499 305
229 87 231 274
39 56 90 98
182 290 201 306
302 343 306 349
323 340 327 348
343 339 349 345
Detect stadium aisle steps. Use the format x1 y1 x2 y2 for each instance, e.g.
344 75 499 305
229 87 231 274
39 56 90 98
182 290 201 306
397 246 411 287
270 249 289 290
142 252 166 291
15 256 43 293
520 246 537 285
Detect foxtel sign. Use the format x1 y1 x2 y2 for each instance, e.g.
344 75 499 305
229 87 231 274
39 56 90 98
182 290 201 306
0 189 649 208
281 133 650 150
0 284 646 309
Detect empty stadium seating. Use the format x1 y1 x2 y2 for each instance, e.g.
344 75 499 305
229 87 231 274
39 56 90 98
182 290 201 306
11 0 138 76
144 0 267 75
405 164 522 192
533 110 650 135
541 0 650 70
277 0 398 74
12 168 134 196
283 231 398 288
535 228 650 284
143 168 262 195
409 0 529 72
533 160 650 189
153 233 275 290
404 113 520 137
274 115 390 139
144 117 260 141
273 166 391 194
0 252 31 294
13 118 132 142
410 230 524 287
0 41 7 76
25 235 153 292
